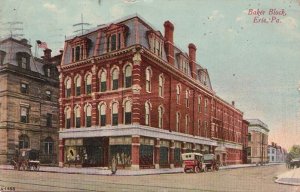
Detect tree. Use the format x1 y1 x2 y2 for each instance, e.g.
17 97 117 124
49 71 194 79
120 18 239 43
289 145 300 159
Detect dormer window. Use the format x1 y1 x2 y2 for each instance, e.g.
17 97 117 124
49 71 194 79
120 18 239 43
70 37 90 62
105 24 127 53
148 32 163 57
16 52 30 70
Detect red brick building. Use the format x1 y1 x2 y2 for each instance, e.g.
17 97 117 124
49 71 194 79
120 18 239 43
58 14 248 169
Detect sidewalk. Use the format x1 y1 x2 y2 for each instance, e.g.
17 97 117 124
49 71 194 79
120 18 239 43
275 167 300 186
0 163 282 176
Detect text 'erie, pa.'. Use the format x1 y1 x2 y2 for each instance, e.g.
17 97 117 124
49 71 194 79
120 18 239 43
248 9 287 24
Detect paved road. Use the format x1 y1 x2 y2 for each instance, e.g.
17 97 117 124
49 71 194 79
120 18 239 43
0 165 299 192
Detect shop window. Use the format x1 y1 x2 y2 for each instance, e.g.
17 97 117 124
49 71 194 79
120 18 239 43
44 137 54 155
158 74 164 97
110 145 131 167
176 112 180 132
145 67 152 92
45 90 52 101
145 102 151 126
174 148 181 165
20 107 29 123
176 85 180 104
99 103 106 126
20 83 28 94
124 65 132 88
185 90 189 108
19 135 30 149
159 147 169 165
75 75 81 96
100 70 107 92
65 107 71 129
140 145 154 166
158 105 163 128
85 105 92 127
65 78 71 98
112 102 118 126
46 113 52 127
112 68 119 90
85 74 92 95
74 106 81 128
124 100 131 125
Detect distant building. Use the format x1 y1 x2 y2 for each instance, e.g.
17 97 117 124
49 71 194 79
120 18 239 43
58 14 249 169
0 37 61 164
268 142 287 163
246 119 269 164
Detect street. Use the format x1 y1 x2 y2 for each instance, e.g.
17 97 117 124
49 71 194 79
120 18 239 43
0 165 299 192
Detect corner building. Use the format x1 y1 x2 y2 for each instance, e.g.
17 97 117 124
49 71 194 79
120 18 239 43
58 15 248 169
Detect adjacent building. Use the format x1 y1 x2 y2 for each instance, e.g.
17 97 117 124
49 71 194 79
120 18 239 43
268 142 287 163
0 37 61 164
58 14 249 169
246 119 269 164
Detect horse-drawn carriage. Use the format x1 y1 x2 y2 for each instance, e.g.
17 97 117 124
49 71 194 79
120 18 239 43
11 149 40 171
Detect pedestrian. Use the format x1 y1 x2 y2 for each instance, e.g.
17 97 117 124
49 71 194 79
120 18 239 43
111 157 117 175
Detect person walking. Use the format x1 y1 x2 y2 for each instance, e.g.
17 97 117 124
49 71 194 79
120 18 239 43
111 156 117 175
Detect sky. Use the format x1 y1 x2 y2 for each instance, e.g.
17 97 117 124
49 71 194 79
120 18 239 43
1 0 300 150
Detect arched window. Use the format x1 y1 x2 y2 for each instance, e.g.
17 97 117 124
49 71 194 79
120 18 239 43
145 102 150 126
124 100 132 124
100 70 107 92
198 96 202 113
158 74 164 97
124 65 132 88
74 106 81 128
65 107 71 129
75 75 81 96
204 99 208 113
158 105 163 128
185 115 189 134
19 135 29 149
99 103 106 126
65 78 71 97
85 74 92 95
176 85 180 104
185 90 189 108
176 112 180 132
112 68 119 90
112 102 118 126
44 137 54 155
145 67 152 92
85 104 92 127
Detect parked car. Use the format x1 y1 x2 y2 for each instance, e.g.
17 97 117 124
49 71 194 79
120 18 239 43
181 153 207 173
203 154 219 171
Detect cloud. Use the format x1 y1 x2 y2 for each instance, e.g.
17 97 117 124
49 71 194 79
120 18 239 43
110 4 125 19
43 2 58 13
208 10 224 21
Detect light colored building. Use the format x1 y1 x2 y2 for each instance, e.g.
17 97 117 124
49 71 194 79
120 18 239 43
268 142 287 163
0 37 61 165
246 119 269 164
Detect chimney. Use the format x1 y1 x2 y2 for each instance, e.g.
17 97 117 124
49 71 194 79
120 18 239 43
188 43 197 79
43 48 52 61
164 21 174 66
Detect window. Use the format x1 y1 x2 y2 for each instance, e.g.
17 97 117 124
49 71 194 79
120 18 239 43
44 137 54 155
112 68 119 90
204 99 208 113
145 102 150 126
65 78 71 98
19 135 29 149
75 106 81 128
46 90 51 101
20 83 28 94
158 106 163 128
85 105 92 127
247 147 251 156
158 74 164 97
148 34 163 57
0 50 6 65
185 115 189 134
75 76 81 96
204 121 208 137
124 65 132 88
65 107 71 129
198 120 201 136
112 102 118 126
185 90 189 108
16 52 30 69
46 113 52 127
145 67 152 92
124 100 131 124
198 96 201 112
100 70 107 92
248 134 251 142
176 112 180 132
176 85 180 104
20 107 29 123
107 32 123 52
85 74 92 95
99 103 106 126
46 68 51 77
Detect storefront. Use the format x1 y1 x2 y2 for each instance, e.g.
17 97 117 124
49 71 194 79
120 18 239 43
159 140 170 168
109 136 132 168
139 137 154 168
174 141 182 167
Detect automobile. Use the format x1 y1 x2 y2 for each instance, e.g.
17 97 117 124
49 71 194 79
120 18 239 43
203 154 219 171
11 149 40 171
181 153 207 173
